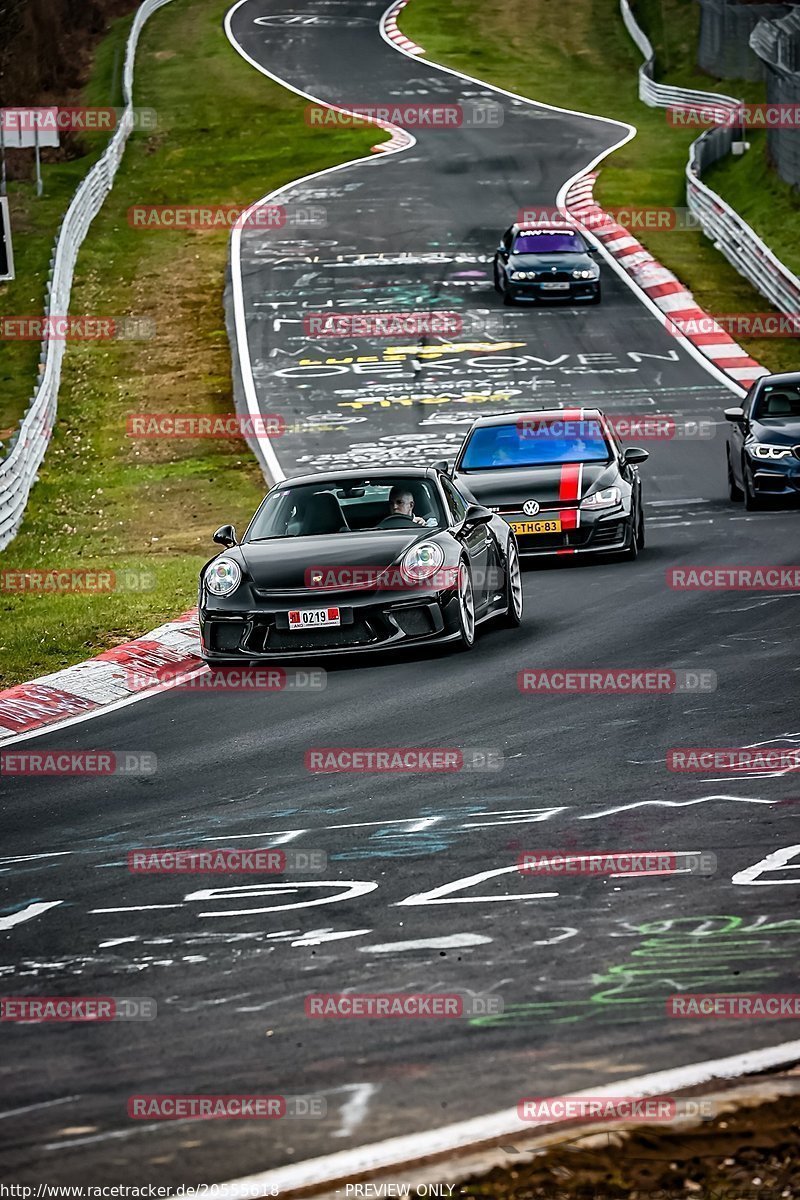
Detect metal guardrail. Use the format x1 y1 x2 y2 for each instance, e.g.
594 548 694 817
620 0 800 330
0 0 174 550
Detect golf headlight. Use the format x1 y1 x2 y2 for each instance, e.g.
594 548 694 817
750 443 793 460
400 542 445 584
205 558 241 596
581 486 621 510
573 268 599 279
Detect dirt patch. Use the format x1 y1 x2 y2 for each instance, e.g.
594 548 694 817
451 1088 800 1200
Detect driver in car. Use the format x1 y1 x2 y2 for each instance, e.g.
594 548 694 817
377 486 427 529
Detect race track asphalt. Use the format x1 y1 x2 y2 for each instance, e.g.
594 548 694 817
1 0 798 1185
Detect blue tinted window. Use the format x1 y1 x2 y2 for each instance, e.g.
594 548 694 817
513 232 585 254
460 421 610 469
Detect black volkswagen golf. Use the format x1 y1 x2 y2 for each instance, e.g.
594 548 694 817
493 223 601 305
725 372 800 509
449 409 648 560
199 467 523 661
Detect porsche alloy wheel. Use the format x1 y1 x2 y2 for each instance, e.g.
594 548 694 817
457 562 476 648
502 540 523 627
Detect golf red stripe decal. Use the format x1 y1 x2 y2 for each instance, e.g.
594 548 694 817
559 462 582 532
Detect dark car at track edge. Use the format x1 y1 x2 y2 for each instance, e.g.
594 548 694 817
725 372 800 509
493 223 601 305
446 408 648 560
199 467 523 661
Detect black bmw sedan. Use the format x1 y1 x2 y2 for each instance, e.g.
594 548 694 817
449 409 648 560
725 373 800 509
493 223 601 305
199 468 523 661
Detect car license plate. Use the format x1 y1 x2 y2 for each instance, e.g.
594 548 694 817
510 519 562 535
540 281 570 291
287 607 341 630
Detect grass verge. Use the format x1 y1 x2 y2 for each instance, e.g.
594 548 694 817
0 12 132 436
0 0 379 687
399 0 800 375
705 131 800 279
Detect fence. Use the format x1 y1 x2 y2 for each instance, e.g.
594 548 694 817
695 0 790 82
0 0 173 550
750 7 800 186
620 0 800 330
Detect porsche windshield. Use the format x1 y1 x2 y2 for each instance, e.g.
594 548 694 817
459 420 611 470
246 478 447 538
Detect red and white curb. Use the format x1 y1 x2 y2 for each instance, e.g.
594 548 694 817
383 0 425 56
371 123 414 154
565 173 769 389
0 609 202 744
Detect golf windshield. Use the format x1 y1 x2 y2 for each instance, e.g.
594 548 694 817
459 420 611 469
512 231 586 254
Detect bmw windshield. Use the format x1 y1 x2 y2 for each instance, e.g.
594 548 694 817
512 231 587 254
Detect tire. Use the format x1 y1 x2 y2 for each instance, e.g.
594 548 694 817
455 560 476 648
727 449 744 502
637 505 646 550
493 260 502 293
500 539 523 628
619 510 640 561
743 461 762 511
589 286 602 305
502 285 516 307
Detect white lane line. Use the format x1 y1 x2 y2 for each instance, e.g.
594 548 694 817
217 1039 800 1197
0 901 62 930
224 0 418 489
359 933 492 952
0 852 72 864
377 0 743 396
0 1095 80 1121
90 905 183 913
648 498 707 506
333 1083 380 1140
579 795 771 819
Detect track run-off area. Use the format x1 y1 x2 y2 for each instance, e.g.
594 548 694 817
1 0 799 1186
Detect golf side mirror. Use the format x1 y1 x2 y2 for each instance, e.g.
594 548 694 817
623 447 649 465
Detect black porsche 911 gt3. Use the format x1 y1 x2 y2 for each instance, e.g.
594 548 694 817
447 409 648 560
493 223 601 305
199 467 523 661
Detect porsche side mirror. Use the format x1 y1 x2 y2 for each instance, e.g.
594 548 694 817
724 406 746 424
463 503 493 527
213 524 237 547
623 447 649 465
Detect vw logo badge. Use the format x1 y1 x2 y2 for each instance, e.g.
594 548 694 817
523 499 540 516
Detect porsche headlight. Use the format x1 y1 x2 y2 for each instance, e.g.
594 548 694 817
205 558 242 596
400 541 445 584
749 443 793 460
580 486 622 510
